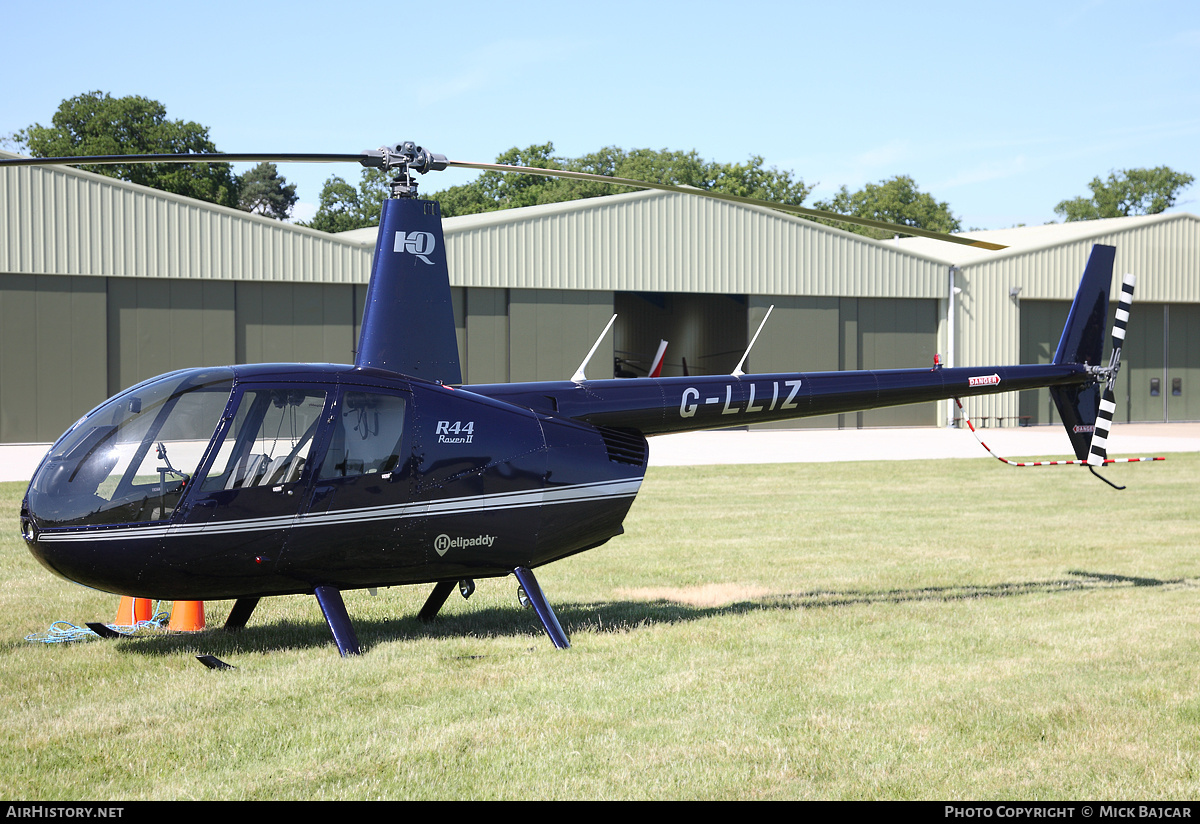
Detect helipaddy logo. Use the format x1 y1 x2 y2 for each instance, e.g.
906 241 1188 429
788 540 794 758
434 533 497 556
394 231 436 265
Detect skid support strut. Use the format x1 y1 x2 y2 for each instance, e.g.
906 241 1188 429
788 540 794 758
314 586 361 656
224 597 260 632
418 581 456 623
513 566 570 649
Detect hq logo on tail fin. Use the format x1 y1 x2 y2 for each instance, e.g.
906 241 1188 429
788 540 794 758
394 231 436 264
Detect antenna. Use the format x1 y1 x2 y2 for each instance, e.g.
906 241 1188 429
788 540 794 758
731 305 774 377
648 340 668 378
571 314 618 383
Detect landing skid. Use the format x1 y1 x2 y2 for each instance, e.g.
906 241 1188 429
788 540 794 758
196 654 235 670
418 578 477 623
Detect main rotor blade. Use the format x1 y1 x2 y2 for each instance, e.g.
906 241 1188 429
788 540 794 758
446 159 1006 250
0 148 1005 250
0 152 377 168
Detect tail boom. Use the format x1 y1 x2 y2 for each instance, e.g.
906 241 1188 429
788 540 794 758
467 362 1090 437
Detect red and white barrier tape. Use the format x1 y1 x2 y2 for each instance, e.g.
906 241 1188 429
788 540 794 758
953 398 1164 466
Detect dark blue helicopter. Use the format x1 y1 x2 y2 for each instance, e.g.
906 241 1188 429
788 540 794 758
7 144 1128 656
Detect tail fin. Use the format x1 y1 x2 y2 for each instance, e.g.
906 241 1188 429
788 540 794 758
356 197 462 383
1048 244 1115 460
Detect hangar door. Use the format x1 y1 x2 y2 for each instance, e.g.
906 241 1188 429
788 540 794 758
1020 300 1200 423
0 274 107 443
846 297 941 428
622 294 940 429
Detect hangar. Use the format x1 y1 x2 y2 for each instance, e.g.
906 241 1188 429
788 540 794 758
2 150 1198 445
896 213 1200 427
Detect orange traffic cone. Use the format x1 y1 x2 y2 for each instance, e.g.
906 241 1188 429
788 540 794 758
115 597 152 626
168 601 206 632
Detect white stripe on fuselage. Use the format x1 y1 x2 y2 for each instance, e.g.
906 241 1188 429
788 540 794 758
36 478 643 543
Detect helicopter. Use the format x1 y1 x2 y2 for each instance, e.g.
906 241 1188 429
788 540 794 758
4 142 1133 656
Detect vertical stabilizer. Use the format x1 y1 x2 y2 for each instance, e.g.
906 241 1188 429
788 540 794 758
1052 244 1114 368
355 197 462 384
1049 244 1115 460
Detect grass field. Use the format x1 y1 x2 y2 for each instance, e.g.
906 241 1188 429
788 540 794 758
2 453 1198 800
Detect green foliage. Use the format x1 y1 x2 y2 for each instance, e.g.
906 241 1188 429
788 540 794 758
238 162 298 220
302 142 813 230
9 91 241 209
812 175 961 240
428 142 813 218
1054 166 1195 221
301 169 389 233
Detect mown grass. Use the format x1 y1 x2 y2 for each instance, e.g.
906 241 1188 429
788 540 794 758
1 453 1198 800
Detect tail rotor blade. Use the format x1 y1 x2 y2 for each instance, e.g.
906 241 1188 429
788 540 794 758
1088 274 1136 467
1110 273 1136 374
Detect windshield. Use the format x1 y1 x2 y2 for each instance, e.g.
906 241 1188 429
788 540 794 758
28 369 234 528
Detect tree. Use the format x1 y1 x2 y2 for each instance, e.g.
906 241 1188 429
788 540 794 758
301 168 392 233
8 91 241 208
430 143 570 216
428 143 813 218
1054 167 1194 221
812 176 961 239
302 142 815 229
238 162 298 220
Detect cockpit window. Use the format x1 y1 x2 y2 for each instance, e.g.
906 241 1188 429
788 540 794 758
200 389 328 492
28 369 234 528
319 391 407 479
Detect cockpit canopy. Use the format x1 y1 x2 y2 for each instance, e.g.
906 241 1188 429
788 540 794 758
26 367 416 531
27 369 235 528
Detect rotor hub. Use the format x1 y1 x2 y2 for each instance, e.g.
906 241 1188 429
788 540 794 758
360 142 449 198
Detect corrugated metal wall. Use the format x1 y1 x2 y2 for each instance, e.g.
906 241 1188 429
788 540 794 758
0 274 371 443
1021 299 1200 424
0 159 373 283
443 190 949 298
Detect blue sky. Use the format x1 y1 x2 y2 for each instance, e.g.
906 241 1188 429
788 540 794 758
4 0 1198 229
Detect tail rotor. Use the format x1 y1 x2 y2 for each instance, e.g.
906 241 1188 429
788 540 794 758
1086 273 1135 467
